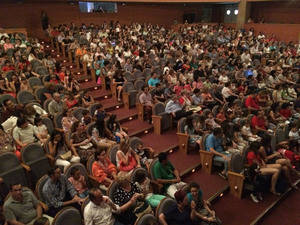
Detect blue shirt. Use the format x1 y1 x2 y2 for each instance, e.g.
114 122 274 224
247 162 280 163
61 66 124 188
148 78 160 87
205 133 223 152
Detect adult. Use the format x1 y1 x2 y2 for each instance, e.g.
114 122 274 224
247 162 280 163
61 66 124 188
4 183 53 225
153 152 186 198
48 92 64 117
165 95 193 120
84 187 124 225
205 127 231 179
139 86 153 124
116 141 140 175
42 167 83 217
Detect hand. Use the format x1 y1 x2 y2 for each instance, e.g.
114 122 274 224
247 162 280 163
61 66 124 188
207 217 215 222
222 155 230 161
191 200 196 209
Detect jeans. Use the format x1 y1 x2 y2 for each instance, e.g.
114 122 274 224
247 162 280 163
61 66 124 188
213 151 231 174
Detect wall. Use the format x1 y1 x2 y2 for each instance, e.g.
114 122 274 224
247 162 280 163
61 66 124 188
0 2 190 38
250 1 300 24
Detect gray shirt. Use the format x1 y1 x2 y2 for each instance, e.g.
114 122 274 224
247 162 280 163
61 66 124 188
48 100 64 116
4 189 39 224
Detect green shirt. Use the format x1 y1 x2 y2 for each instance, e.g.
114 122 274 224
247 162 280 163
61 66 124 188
4 189 39 224
153 161 175 190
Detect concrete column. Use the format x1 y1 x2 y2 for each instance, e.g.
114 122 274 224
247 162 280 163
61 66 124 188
236 0 249 29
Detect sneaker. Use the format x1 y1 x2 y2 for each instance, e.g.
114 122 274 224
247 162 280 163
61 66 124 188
250 193 259 203
257 193 263 201
218 172 227 180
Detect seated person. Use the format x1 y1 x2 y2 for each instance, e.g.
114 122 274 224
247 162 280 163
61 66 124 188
92 148 117 188
48 131 80 172
13 117 39 148
116 141 140 176
92 126 116 150
68 167 89 198
33 117 50 145
4 183 53 225
42 167 84 217
148 72 160 89
113 175 150 225
81 110 92 126
205 127 231 179
139 86 153 124
48 92 64 117
153 152 186 198
134 170 165 208
165 95 193 120
81 90 95 108
107 114 128 143
159 190 195 225
184 115 203 150
133 142 154 171
186 182 221 224
84 187 123 225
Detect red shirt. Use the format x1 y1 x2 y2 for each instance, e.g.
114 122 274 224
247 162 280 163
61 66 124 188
2 66 15 72
251 115 266 130
66 99 78 109
279 108 291 118
247 151 262 166
245 95 260 110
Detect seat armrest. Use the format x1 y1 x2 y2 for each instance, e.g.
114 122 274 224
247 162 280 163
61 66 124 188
20 163 31 172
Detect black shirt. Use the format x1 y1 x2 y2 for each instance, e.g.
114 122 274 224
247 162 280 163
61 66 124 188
164 204 193 225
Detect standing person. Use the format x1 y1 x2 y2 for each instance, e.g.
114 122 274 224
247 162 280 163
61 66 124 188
41 11 49 32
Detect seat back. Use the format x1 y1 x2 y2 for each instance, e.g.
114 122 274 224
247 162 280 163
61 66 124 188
0 152 29 188
34 87 48 104
155 198 176 219
130 167 149 183
17 90 36 104
177 117 187 133
34 66 49 76
129 136 143 150
149 158 159 180
72 107 89 121
0 94 16 106
134 79 145 91
65 163 89 182
202 108 211 118
153 102 165 115
230 152 244 173
143 68 152 78
134 70 144 80
108 145 119 166
123 82 136 93
31 59 43 70
52 207 83 225
28 77 42 89
42 117 54 135
53 112 63 129
108 180 120 200
35 175 49 203
124 72 135 82
86 155 95 175
21 143 45 163
135 213 158 225
86 122 96 137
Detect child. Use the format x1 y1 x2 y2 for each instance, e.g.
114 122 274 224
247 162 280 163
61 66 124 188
34 117 50 145
68 167 89 198
134 170 165 208
133 143 154 170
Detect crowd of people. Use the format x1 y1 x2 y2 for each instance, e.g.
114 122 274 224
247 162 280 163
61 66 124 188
0 19 300 225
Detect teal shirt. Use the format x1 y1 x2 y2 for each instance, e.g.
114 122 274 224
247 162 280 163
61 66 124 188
153 161 175 190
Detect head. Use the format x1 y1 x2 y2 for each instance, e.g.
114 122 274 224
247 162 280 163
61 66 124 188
135 170 147 184
53 92 61 103
3 99 15 111
34 117 43 126
213 127 223 138
89 187 104 206
33 217 50 225
17 117 28 129
51 130 63 142
48 166 61 182
158 152 168 165
71 121 86 133
117 174 131 189
94 147 107 162
70 167 81 180
174 190 187 207
142 86 149 94
10 183 23 202
189 182 200 199
120 140 130 153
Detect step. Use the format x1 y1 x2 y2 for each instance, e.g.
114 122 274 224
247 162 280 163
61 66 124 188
90 89 112 101
101 98 124 112
121 119 153 137
79 80 101 91
141 129 178 154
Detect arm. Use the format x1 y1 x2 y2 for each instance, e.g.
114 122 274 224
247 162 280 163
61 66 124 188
159 213 168 225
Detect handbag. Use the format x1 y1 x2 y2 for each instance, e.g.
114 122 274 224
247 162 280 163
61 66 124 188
133 200 152 218
80 142 93 150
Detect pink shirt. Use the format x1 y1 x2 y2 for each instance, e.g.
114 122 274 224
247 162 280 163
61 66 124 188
68 175 88 194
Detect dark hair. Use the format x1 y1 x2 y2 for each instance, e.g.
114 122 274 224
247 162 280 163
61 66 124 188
213 127 222 136
9 182 21 190
33 217 49 225
186 115 194 129
89 187 101 202
94 147 106 159
47 166 59 176
16 117 27 127
34 117 42 126
189 182 200 190
70 167 80 176
158 152 167 162
135 170 147 183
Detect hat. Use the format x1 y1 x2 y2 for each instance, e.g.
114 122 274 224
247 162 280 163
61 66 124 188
174 190 186 203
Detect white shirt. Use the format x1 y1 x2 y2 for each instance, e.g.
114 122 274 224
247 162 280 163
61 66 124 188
221 87 231 98
84 197 120 225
